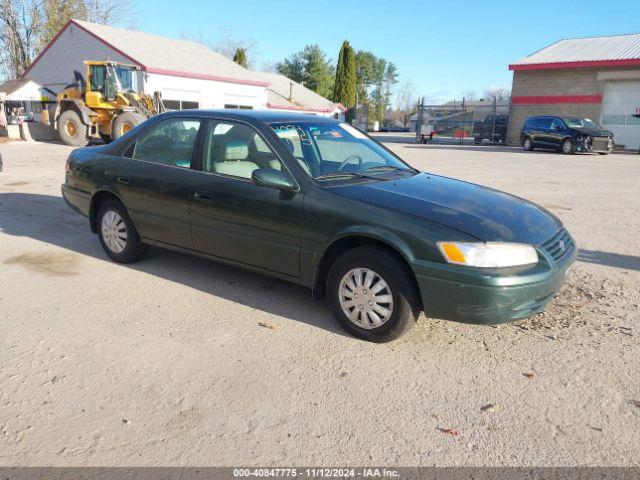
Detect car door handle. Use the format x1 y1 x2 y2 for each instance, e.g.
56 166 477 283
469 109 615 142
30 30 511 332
194 191 212 201
116 176 129 185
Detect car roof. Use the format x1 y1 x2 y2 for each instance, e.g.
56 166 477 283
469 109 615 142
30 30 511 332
157 109 340 125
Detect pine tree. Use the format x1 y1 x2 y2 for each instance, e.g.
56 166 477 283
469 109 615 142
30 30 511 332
233 47 248 68
332 40 356 109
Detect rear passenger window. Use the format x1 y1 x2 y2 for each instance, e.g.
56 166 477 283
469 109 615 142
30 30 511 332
537 117 553 129
131 118 201 168
202 121 282 179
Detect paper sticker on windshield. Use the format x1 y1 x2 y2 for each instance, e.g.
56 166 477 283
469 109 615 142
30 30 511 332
273 127 299 139
339 123 367 139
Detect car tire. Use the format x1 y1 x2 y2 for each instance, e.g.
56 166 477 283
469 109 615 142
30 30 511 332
112 111 146 140
97 199 148 263
523 136 534 151
561 138 575 154
326 246 420 342
58 110 90 147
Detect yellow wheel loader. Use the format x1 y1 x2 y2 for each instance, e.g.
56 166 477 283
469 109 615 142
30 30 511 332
53 61 164 146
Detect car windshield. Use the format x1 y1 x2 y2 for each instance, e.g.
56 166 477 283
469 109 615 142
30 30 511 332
563 117 601 129
270 121 415 180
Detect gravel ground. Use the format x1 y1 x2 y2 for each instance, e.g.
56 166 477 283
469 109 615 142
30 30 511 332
0 140 639 466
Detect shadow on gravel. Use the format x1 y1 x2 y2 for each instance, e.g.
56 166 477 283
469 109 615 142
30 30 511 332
0 192 348 337
578 248 640 272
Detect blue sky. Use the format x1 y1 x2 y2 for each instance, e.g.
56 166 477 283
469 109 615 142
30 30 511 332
132 0 640 103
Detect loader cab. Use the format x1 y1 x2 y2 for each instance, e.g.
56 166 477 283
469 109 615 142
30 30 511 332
85 62 141 107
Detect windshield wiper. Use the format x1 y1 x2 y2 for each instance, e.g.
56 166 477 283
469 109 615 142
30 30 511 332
314 171 381 181
364 165 418 174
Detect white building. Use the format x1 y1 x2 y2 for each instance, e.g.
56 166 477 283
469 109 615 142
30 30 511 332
22 19 344 118
0 78 56 118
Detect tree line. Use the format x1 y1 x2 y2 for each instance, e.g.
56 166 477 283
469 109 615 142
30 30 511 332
274 41 398 124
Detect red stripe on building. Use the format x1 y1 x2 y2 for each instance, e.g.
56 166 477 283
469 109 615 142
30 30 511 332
509 59 640 71
511 95 603 105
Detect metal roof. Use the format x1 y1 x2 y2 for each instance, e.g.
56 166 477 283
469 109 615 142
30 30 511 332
510 33 640 70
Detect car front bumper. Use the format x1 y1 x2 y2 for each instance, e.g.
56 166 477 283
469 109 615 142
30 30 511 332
412 246 577 325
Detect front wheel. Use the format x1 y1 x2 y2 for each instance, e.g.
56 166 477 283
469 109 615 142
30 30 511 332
58 110 90 146
523 136 534 151
326 247 420 342
97 199 148 263
561 138 575 154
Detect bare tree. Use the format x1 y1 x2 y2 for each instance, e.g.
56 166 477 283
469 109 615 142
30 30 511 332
462 88 478 101
394 79 419 128
482 86 511 101
181 27 258 69
0 0 40 79
1 0 138 81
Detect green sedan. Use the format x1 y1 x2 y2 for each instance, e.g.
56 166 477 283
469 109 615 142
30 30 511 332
62 110 576 342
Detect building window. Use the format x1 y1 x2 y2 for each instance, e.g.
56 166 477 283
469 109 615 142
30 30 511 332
163 99 200 111
224 104 253 110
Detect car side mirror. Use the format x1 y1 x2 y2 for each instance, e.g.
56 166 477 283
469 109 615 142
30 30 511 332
252 168 297 191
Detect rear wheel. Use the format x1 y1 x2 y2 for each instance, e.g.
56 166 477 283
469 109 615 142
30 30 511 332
561 138 575 154
523 136 534 151
58 110 90 146
97 199 147 263
112 111 146 140
326 246 420 342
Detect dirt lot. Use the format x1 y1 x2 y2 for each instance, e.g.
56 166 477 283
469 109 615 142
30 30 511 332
1 140 639 466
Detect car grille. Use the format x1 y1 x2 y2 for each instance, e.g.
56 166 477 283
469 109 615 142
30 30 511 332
541 229 575 262
590 136 611 151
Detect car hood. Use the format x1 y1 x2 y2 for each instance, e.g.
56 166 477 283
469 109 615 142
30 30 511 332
330 173 562 245
572 127 612 137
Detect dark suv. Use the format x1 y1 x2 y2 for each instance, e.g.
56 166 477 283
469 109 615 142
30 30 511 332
521 116 614 155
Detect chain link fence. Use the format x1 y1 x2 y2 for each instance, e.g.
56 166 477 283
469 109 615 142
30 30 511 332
414 97 511 145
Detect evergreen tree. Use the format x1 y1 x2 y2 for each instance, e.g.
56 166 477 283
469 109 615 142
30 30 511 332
233 47 248 68
332 40 356 109
276 44 334 99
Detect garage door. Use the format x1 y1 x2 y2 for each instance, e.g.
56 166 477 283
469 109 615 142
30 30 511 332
602 81 640 151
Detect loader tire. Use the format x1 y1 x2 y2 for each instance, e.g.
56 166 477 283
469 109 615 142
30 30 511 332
58 110 90 147
112 111 146 140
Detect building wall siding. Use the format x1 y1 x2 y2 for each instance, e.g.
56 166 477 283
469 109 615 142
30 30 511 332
27 23 134 93
507 67 606 144
144 73 267 110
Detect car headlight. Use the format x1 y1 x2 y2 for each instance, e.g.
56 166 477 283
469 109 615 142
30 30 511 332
437 241 538 268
